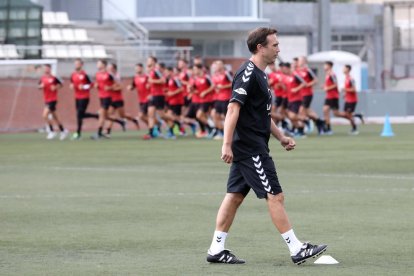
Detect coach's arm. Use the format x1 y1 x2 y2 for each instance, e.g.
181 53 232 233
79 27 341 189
221 102 240 164
270 120 296 151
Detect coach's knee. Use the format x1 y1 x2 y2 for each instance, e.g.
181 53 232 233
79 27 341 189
226 193 244 207
268 192 285 206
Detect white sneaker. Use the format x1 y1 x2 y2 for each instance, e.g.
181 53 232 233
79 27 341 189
59 129 69 140
349 129 359 135
46 132 57 140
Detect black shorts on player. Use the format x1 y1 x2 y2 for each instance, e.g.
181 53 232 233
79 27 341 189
288 100 302 114
100 97 112 110
344 102 357 113
214 100 229 115
186 103 199 119
227 154 282 199
75 99 89 113
324 98 339 110
184 97 191 107
302 95 313 109
149 95 165 110
200 102 213 113
275 97 283 108
169 104 182 116
111 100 124 109
139 102 149 114
45 101 57 112
281 97 288 109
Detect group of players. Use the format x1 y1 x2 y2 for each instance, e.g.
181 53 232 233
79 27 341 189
38 55 363 141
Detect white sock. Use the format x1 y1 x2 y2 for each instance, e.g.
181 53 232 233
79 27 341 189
208 231 227 255
281 229 303 256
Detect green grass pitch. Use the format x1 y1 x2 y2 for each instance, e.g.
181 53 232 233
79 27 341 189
1 124 413 275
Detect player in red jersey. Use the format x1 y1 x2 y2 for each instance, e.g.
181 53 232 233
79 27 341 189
283 62 307 137
91 59 125 140
69 59 98 140
143 56 168 139
322 61 356 135
211 60 232 140
128 63 150 126
38 64 68 140
342 65 364 134
296 56 325 134
105 63 139 136
165 66 186 138
177 58 191 114
193 63 215 138
268 62 287 128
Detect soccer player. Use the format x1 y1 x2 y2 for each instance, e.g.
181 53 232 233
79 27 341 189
322 61 356 135
342 64 364 134
143 56 171 140
297 56 325 134
165 66 185 138
212 60 232 140
193 63 215 138
91 59 124 140
128 63 150 126
206 27 327 265
177 58 191 115
70 58 98 140
284 62 307 137
38 64 68 140
105 63 139 136
267 62 286 126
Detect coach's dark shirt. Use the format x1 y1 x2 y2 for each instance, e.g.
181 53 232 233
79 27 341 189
230 61 273 161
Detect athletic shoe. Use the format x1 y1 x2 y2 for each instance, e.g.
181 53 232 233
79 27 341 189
294 133 307 139
60 129 69 141
349 129 359 135
291 242 328 265
324 130 334 136
315 119 325 135
196 131 208 138
153 126 160 138
207 250 245 264
71 133 81 140
213 133 224 140
120 120 127 132
190 124 197 136
46 131 57 140
165 132 177 140
179 127 187 136
142 134 152 140
207 129 217 139
90 133 110 140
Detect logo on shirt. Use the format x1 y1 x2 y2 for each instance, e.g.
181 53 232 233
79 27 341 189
267 104 271 115
234 88 247 95
242 63 254 82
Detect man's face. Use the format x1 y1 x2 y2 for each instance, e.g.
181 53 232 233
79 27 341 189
178 60 186 69
43 65 51 74
74 60 82 70
107 64 114 73
343 66 349 74
97 61 104 70
260 34 280 65
324 64 331 72
298 57 306 68
147 57 155 68
136 65 143 74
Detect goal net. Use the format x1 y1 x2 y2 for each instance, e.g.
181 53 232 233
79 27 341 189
0 59 58 133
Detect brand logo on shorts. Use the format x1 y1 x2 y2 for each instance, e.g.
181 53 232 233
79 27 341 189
234 88 247 95
252 155 272 193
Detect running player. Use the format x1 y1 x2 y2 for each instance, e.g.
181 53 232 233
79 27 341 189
206 27 327 265
165 66 185 138
38 64 68 140
342 65 364 134
70 58 98 140
297 56 325 134
128 63 150 126
211 60 232 140
144 57 172 139
177 58 191 111
267 62 286 126
193 63 215 138
105 63 139 136
284 62 307 137
91 59 124 140
322 61 356 135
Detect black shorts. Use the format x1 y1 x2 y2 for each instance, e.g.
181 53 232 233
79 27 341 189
100 97 112 110
111 100 124 109
186 103 199 119
302 95 313 109
200 102 213 113
45 101 57 112
344 102 357 113
169 104 182 116
227 154 282 199
184 97 191 107
214 100 229 114
139 102 149 114
275 97 283 108
281 97 288 109
149 95 165 110
75 99 89 113
324 98 339 110
288 100 302 114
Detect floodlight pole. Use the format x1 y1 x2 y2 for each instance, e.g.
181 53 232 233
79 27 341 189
318 0 331 52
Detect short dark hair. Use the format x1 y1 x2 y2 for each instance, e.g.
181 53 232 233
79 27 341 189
325 61 333 67
148 56 158 63
247 27 278 54
345 64 352 71
99 59 107 66
293 57 298 62
166 66 173 71
284 62 291 68
159 62 166 69
194 63 203 69
44 64 51 68
178 58 188 64
109 63 117 71
75 58 83 64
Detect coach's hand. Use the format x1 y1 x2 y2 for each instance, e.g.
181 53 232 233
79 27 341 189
221 144 233 164
280 136 296 151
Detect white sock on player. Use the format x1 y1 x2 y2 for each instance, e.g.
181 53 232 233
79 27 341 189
208 231 227 255
281 229 303 256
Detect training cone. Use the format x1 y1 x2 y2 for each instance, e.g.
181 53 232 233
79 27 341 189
314 255 339 265
381 114 394 137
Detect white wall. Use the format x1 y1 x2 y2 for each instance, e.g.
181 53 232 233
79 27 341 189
103 0 136 20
